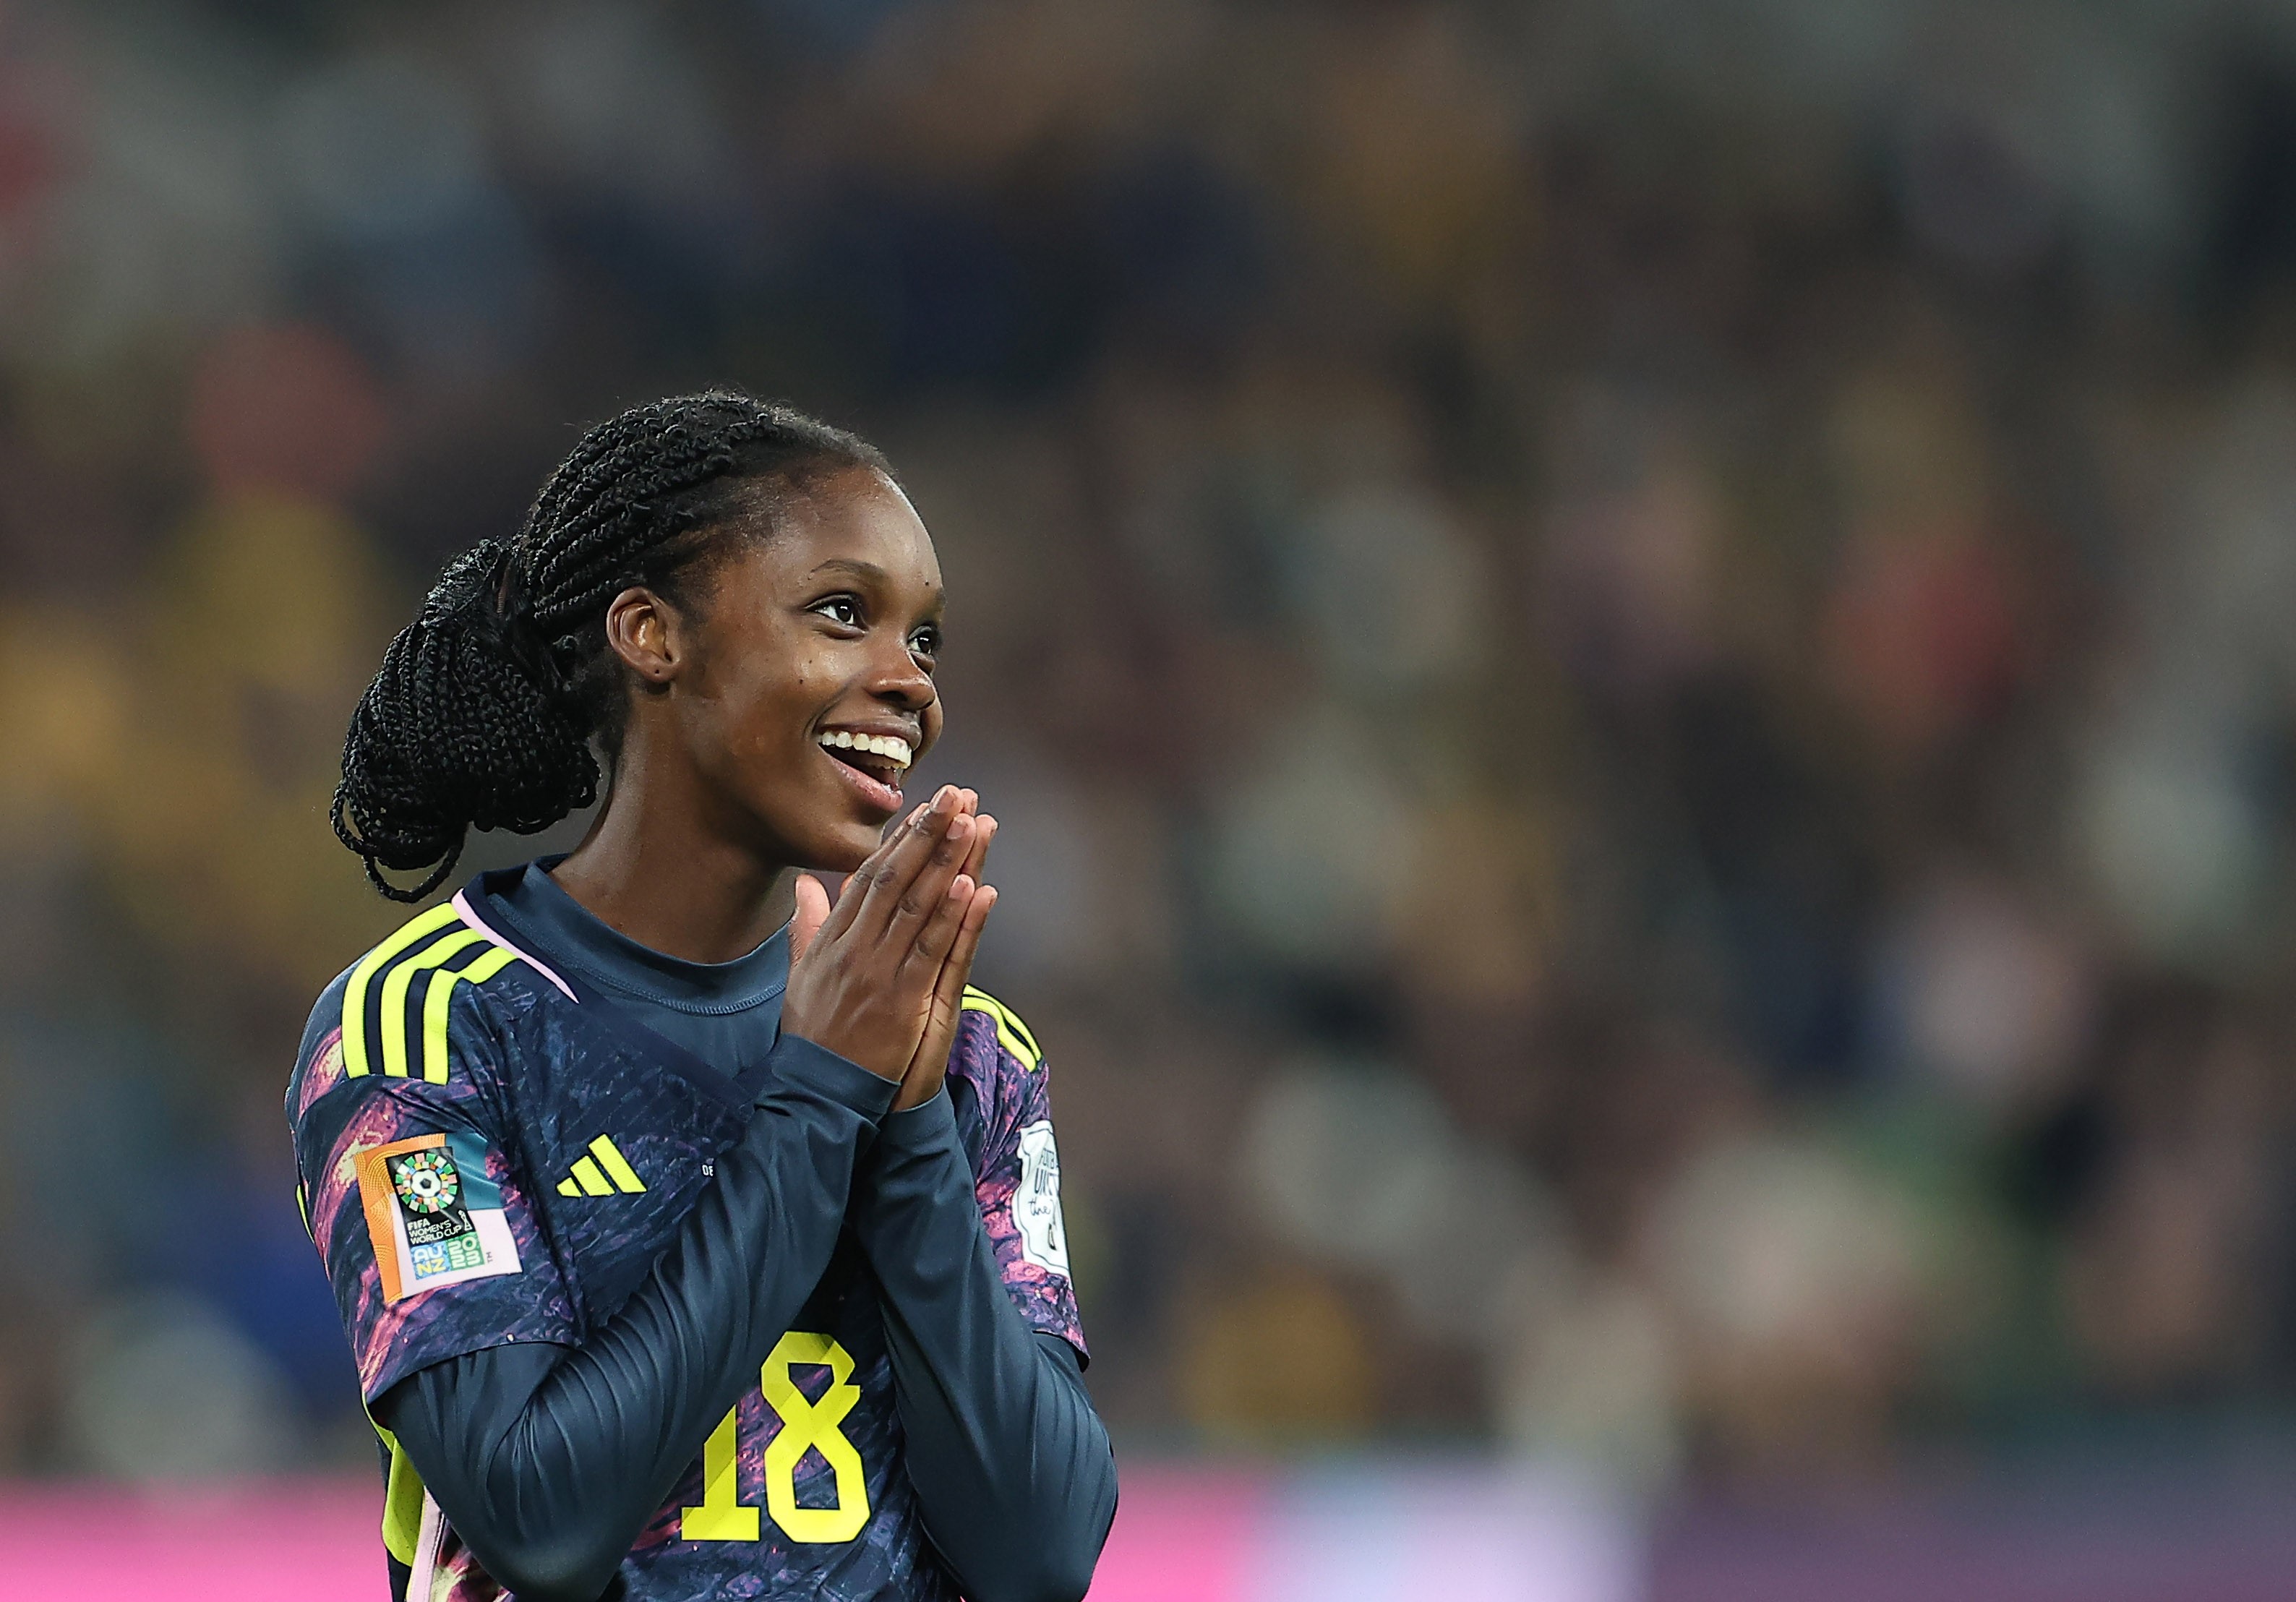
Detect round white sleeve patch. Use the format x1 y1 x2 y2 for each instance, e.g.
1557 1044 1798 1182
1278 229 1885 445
1012 1120 1071 1277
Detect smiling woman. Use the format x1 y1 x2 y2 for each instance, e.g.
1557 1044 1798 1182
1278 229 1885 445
294 393 1115 1602
331 393 914 904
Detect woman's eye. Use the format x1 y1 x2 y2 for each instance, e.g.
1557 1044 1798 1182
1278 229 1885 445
813 596 862 628
909 627 941 659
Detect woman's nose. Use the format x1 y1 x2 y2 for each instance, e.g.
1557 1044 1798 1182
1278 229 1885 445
870 641 935 707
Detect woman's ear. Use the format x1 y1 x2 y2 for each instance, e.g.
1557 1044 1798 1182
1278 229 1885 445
602 586 681 685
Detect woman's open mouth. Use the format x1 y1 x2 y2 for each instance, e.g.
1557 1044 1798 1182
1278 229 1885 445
816 729 912 814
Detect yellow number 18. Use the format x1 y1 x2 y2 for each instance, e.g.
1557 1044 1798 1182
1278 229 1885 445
680 1331 870 1544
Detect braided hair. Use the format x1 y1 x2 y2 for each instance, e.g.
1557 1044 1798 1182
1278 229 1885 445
334 390 891 901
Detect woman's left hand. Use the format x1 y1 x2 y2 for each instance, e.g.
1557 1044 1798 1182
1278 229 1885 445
894 789 997 1110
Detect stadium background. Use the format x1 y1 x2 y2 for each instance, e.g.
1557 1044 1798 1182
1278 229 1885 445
7 0 2296 1595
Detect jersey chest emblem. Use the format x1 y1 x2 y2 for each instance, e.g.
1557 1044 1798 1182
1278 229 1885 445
555 1133 647 1196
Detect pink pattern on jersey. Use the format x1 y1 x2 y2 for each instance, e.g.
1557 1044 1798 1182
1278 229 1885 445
948 1009 1087 1354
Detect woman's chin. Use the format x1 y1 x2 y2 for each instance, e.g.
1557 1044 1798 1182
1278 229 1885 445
797 822 886 875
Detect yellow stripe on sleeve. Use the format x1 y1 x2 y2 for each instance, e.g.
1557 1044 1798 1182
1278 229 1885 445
419 945 519 1084
374 1422 427 1566
961 986 1043 1070
378 929 487 1079
995 1001 1042 1066
341 904 461 1078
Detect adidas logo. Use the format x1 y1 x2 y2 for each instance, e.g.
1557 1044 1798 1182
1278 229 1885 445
557 1134 646 1196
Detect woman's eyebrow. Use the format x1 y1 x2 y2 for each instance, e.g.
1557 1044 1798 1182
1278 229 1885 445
806 557 889 583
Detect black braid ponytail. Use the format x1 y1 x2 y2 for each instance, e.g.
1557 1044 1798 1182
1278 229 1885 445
334 391 891 901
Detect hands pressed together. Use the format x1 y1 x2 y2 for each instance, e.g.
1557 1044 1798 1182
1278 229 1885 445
780 784 999 1110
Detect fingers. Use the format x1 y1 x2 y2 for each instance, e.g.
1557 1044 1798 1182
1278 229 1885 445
959 812 996 886
904 871 977 979
814 793 937 948
788 873 832 959
893 876 998 1108
796 786 988 976
890 809 977 941
853 784 969 941
928 879 997 1006
810 821 901 949
899 810 995 1031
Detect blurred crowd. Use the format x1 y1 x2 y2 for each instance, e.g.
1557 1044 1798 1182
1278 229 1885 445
7 0 2296 1489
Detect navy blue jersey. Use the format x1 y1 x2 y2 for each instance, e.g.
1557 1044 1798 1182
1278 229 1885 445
286 871 1083 1601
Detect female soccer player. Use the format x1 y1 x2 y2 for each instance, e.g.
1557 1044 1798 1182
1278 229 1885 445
286 393 1115 1602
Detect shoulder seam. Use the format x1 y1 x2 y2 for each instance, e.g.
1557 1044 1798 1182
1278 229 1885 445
451 889 579 1001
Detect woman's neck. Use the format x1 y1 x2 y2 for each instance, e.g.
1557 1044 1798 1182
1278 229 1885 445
549 768 796 966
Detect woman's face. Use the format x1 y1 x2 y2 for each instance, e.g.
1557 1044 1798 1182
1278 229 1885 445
661 468 946 872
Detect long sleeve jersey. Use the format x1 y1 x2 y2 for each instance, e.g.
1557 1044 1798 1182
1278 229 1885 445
285 860 1114 1602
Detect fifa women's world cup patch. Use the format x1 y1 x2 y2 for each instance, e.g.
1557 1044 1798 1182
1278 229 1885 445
353 1131 523 1303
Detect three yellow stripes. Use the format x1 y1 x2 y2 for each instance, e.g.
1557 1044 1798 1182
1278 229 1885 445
960 986 1042 1070
342 905 523 1084
557 1135 646 1196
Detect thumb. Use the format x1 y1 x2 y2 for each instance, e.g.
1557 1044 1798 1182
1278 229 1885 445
790 873 832 959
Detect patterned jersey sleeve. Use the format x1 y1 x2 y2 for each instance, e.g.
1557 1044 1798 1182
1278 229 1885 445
951 988 1087 1358
287 908 578 1403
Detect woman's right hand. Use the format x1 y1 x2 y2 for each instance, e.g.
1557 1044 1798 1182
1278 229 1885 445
781 785 990 1082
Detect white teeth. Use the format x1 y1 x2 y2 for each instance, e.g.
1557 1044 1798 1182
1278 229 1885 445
817 732 912 771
